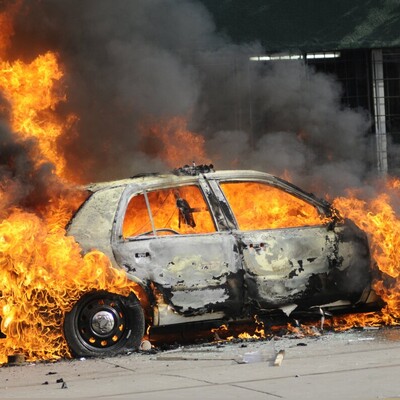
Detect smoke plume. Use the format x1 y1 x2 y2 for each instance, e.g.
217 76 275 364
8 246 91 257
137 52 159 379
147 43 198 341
0 93 70 213
3 0 376 197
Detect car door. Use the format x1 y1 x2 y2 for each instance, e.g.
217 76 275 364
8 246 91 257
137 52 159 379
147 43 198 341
214 179 346 311
112 181 243 317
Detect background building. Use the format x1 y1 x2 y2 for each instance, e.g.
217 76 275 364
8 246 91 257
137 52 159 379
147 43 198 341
201 0 400 175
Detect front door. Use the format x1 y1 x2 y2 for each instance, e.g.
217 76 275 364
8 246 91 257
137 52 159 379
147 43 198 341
217 181 342 311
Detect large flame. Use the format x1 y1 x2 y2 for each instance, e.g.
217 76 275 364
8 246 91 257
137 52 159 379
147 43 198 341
213 180 400 340
0 52 75 177
332 180 400 329
0 206 140 362
0 4 140 363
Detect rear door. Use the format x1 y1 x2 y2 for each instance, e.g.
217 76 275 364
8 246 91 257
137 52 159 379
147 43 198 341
112 181 243 317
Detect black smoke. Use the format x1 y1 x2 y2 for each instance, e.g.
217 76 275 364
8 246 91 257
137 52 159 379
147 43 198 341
4 0 376 196
0 94 72 213
0 125 56 213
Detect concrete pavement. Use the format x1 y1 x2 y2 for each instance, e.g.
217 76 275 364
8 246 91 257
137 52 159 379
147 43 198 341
1 328 400 399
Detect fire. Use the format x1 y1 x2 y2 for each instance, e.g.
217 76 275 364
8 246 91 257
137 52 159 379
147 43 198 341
220 181 326 229
0 206 141 363
0 4 141 363
123 184 216 237
213 179 400 341
211 317 268 342
0 52 75 177
332 180 400 328
142 116 210 168
1 0 400 362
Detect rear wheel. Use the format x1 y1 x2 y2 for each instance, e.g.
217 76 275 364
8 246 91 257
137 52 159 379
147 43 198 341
64 291 145 357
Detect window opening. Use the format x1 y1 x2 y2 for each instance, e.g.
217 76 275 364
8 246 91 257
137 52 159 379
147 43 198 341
122 185 216 238
220 181 324 231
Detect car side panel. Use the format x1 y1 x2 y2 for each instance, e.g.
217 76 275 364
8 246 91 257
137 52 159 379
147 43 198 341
67 186 126 264
237 222 372 310
113 233 243 317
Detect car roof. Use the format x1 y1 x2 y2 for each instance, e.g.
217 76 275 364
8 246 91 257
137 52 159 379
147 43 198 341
85 168 329 209
86 172 199 193
85 169 278 193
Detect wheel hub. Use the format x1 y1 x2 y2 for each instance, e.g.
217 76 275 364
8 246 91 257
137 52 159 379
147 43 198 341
91 310 115 335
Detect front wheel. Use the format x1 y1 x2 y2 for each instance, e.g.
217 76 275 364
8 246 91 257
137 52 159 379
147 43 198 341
64 291 145 358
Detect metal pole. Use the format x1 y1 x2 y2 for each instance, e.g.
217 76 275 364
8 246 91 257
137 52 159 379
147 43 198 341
143 190 157 237
371 49 388 175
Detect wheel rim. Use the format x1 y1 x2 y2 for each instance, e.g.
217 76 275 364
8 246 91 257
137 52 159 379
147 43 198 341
91 310 116 336
76 295 128 349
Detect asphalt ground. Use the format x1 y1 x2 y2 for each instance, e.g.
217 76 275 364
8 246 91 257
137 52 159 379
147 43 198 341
1 327 400 400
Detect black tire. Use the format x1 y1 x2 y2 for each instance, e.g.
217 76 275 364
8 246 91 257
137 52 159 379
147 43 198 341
64 290 145 358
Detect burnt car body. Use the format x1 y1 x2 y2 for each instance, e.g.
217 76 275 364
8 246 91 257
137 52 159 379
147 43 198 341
64 165 379 356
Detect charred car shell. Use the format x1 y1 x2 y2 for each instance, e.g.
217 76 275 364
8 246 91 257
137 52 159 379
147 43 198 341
65 166 379 356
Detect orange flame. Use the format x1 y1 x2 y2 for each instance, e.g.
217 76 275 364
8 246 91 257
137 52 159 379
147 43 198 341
0 206 141 363
0 4 141 363
333 180 400 328
142 116 210 167
211 317 267 342
0 52 77 177
220 181 326 229
210 179 400 340
2 0 400 361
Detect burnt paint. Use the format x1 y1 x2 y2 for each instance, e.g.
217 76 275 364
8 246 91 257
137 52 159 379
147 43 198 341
67 171 379 329
154 270 244 318
235 220 372 312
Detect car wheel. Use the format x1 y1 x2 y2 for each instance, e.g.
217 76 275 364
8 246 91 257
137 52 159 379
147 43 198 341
64 290 145 357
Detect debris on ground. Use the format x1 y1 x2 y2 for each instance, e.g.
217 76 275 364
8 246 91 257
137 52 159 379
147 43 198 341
274 350 285 366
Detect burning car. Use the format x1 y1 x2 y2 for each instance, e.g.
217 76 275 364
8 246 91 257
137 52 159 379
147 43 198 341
64 164 379 357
